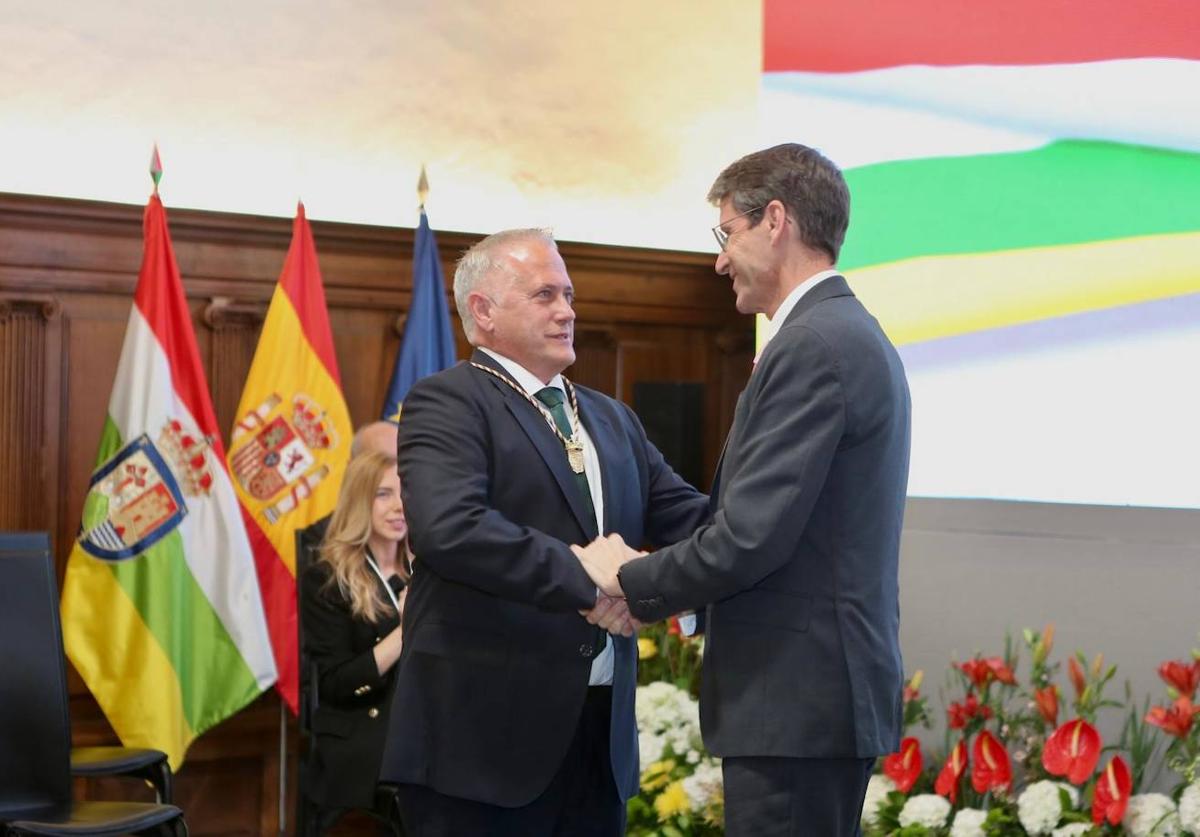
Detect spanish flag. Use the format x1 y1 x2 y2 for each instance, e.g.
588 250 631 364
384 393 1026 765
228 204 351 712
62 192 277 768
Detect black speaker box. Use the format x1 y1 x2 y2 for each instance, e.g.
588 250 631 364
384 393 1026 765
632 381 705 489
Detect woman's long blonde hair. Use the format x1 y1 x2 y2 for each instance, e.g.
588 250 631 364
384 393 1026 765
319 451 412 623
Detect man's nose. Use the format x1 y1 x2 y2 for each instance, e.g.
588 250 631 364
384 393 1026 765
715 250 731 275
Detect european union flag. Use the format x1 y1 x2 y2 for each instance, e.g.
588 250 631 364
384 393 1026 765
382 209 456 421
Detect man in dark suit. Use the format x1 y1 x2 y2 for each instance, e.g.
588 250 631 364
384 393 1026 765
575 143 912 836
378 228 709 836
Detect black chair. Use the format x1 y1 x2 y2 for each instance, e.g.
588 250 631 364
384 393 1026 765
0 531 187 836
294 523 403 837
70 747 172 804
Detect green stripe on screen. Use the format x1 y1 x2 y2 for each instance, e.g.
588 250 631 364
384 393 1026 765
110 529 262 734
840 140 1200 271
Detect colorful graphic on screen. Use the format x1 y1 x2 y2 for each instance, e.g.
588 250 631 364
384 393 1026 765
760 0 1200 508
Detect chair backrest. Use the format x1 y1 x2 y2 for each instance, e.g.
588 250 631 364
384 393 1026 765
0 532 73 816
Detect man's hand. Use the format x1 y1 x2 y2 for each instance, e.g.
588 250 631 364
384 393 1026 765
572 533 642 597
581 595 641 637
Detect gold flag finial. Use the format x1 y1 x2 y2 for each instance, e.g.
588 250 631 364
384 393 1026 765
417 165 429 209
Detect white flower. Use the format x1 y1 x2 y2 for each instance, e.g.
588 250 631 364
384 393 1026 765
861 774 896 827
680 759 723 812
638 732 664 770
1179 783 1200 835
1125 793 1182 837
635 682 703 763
1019 780 1077 835
898 793 952 829
950 807 987 837
685 749 701 764
1051 825 1092 837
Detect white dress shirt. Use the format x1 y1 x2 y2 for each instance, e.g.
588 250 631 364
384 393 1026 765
755 268 841 361
478 348 614 685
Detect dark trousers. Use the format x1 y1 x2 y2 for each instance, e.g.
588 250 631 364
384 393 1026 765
722 755 874 837
396 686 625 837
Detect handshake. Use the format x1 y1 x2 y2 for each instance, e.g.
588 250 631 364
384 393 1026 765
572 533 645 638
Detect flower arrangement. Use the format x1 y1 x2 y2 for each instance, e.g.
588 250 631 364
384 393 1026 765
627 616 1200 836
629 617 724 836
865 627 1200 837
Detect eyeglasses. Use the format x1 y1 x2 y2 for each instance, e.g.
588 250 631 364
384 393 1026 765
711 205 765 251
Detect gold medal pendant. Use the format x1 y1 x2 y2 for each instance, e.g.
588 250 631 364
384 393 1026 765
566 441 585 474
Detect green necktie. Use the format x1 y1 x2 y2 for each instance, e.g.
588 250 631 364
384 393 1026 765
535 386 596 526
535 386 607 658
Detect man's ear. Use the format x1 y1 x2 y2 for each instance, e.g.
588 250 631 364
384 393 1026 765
766 199 789 243
468 290 495 335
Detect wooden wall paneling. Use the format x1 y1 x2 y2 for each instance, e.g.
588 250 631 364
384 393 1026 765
328 304 404 427
0 295 58 533
569 328 619 397
204 296 268 440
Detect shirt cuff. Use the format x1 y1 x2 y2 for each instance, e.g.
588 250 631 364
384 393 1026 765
678 612 697 636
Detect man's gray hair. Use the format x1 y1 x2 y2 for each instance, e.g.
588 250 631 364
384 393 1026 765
454 228 557 344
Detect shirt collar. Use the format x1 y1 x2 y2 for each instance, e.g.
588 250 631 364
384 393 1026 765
761 269 841 349
477 347 565 396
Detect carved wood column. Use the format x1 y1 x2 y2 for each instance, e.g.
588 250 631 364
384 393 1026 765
0 295 60 534
203 297 268 445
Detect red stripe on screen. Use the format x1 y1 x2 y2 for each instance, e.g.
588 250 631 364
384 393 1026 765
764 0 1200 73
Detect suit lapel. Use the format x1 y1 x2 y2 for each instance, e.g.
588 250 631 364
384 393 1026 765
469 351 597 538
709 278 852 502
576 389 615 536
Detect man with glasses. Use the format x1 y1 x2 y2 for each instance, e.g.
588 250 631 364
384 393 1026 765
574 143 912 836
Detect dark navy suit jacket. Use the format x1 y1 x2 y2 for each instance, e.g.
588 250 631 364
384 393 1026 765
379 350 708 806
620 276 912 760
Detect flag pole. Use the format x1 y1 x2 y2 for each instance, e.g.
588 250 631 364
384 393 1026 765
279 699 287 836
149 144 163 194
417 164 429 210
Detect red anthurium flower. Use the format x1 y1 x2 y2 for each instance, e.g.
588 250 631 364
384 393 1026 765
935 740 968 804
667 616 682 636
883 737 923 793
1145 695 1200 738
971 730 1012 793
1158 659 1200 698
959 658 993 689
1092 756 1132 826
1068 656 1087 699
1035 685 1059 725
947 693 993 729
1042 718 1101 784
984 657 1017 685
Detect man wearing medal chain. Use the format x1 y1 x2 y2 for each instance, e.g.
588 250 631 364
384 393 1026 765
379 228 709 836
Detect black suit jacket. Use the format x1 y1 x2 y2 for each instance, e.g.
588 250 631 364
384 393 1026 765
620 276 912 759
299 558 400 809
378 350 708 807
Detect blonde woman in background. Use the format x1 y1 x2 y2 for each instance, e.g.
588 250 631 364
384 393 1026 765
300 451 411 827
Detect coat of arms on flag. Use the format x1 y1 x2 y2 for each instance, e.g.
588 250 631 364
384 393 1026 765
78 420 215 560
229 393 339 524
